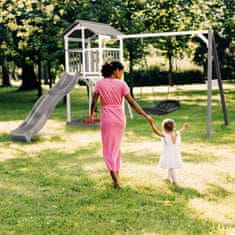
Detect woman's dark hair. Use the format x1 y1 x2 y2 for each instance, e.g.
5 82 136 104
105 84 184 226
101 61 124 77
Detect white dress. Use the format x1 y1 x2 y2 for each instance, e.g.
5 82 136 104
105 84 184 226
158 131 183 169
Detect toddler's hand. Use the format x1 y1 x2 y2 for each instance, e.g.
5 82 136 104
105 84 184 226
183 122 189 128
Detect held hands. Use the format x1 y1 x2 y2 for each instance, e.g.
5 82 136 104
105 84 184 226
145 114 164 138
151 122 164 137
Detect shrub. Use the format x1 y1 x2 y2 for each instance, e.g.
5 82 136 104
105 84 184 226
124 68 205 87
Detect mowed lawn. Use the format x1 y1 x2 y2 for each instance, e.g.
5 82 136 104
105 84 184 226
0 83 234 234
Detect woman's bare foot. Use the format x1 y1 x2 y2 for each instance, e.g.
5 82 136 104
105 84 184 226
110 171 121 189
114 182 121 189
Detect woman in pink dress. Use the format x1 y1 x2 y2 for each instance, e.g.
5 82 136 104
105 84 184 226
90 61 156 188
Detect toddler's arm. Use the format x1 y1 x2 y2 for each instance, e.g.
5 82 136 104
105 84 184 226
179 122 189 135
151 122 164 137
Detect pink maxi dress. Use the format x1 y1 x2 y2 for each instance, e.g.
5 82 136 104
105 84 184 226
94 78 130 172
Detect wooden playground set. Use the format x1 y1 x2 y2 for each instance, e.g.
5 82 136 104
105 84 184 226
10 20 229 142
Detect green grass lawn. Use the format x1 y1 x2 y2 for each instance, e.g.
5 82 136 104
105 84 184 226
0 83 234 234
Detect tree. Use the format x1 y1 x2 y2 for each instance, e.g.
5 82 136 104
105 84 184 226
192 0 235 79
110 0 148 96
0 24 11 87
141 0 210 85
0 0 67 94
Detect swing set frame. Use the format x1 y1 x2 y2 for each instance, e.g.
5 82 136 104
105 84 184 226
118 29 228 138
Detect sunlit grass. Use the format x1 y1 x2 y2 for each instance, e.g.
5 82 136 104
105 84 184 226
0 83 234 234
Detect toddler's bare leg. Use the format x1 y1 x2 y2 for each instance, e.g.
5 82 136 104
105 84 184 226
169 168 177 184
167 169 172 182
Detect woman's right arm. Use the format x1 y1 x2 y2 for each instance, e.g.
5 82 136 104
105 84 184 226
90 93 99 120
125 94 154 125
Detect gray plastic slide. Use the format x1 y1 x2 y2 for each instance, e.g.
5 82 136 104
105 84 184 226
10 72 79 142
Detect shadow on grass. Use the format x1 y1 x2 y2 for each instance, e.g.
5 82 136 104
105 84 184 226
182 151 219 163
124 148 220 166
170 185 205 199
206 184 232 201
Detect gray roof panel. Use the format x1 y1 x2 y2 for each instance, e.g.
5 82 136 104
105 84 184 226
63 20 123 39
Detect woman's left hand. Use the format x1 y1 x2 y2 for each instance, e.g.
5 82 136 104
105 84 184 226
90 112 96 122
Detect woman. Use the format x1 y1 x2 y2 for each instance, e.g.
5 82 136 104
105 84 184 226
90 61 157 188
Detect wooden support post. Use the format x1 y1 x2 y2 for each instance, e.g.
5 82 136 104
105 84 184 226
82 27 91 115
65 38 71 123
87 40 92 73
88 80 92 116
98 35 103 71
212 36 229 125
207 30 213 138
81 27 86 76
120 38 133 119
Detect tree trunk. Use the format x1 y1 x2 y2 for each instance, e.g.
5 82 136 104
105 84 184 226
19 60 38 90
37 57 42 98
46 60 54 88
167 39 173 87
168 53 173 86
12 64 17 80
0 53 11 87
48 60 53 88
43 62 49 85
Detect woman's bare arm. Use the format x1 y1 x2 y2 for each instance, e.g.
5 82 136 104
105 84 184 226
90 93 99 119
125 94 154 125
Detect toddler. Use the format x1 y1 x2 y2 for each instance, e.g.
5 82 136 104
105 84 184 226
152 119 189 185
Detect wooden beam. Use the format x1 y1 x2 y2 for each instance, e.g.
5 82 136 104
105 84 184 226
119 30 209 39
207 30 213 138
212 36 229 125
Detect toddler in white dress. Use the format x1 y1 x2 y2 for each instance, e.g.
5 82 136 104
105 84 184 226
151 119 189 184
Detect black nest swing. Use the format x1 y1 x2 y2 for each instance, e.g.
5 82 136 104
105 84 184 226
141 80 181 115
143 99 180 115
137 37 180 115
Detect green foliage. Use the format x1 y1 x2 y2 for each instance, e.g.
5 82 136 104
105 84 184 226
192 0 235 80
125 68 204 86
0 0 234 87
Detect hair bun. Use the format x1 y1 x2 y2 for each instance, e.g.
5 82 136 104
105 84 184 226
101 62 114 77
101 61 124 77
